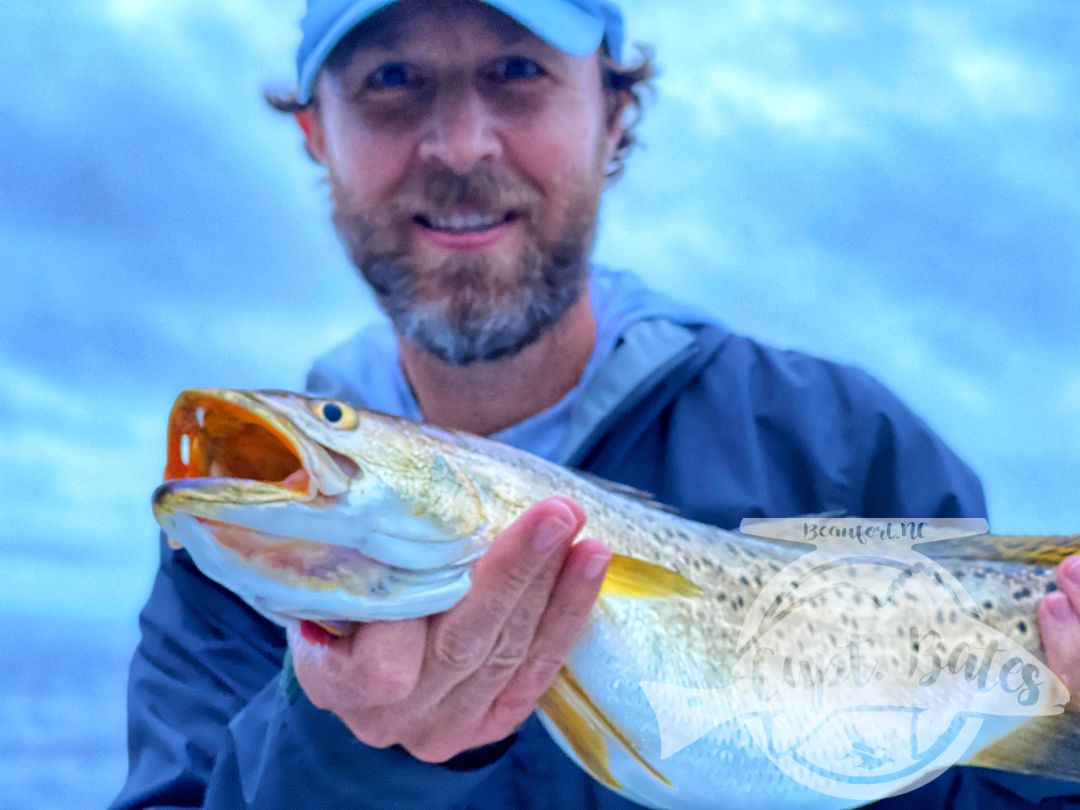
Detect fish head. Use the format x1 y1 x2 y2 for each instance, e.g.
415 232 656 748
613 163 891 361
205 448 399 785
152 389 492 624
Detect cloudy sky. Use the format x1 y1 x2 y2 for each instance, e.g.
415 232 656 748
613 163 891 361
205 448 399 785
3 2 1077 804
4 1 1078 628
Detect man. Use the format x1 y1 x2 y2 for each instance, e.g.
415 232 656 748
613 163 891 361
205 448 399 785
114 1 1080 807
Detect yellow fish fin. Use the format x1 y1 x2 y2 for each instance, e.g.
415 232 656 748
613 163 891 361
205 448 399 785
600 554 703 599
965 711 1080 781
538 667 672 791
929 534 1080 567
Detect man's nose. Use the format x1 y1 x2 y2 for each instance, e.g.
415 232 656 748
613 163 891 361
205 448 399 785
418 91 502 173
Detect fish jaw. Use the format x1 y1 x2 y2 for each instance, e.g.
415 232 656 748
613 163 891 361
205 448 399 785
154 473 491 571
153 481 475 623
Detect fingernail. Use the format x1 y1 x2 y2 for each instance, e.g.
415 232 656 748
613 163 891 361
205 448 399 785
583 550 611 581
535 511 573 551
1047 593 1074 623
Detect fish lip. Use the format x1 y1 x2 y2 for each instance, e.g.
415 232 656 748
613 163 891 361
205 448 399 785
153 476 310 509
162 388 323 501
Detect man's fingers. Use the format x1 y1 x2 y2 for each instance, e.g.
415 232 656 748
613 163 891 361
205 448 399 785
293 617 428 713
346 618 429 705
485 537 610 730
1057 556 1080 618
1042 556 1080 708
431 530 586 727
422 498 584 689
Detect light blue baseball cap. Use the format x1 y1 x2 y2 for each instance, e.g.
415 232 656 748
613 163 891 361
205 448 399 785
296 0 625 103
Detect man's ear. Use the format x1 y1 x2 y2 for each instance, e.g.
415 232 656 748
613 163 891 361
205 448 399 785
295 108 327 164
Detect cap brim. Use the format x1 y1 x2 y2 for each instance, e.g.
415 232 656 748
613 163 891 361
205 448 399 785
297 0 608 103
484 0 605 57
298 0 396 103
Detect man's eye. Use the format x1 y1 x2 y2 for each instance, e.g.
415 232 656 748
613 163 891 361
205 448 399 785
366 63 418 90
489 56 546 83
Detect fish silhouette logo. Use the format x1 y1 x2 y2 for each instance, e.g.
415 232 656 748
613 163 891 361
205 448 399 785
640 518 1069 802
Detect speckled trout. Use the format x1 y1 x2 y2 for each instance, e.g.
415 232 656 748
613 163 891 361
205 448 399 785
152 389 1080 809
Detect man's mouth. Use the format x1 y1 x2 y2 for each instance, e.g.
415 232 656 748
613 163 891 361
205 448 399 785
412 209 521 251
414 210 519 234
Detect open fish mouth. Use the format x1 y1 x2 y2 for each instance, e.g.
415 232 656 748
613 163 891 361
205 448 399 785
150 389 478 623
159 389 318 499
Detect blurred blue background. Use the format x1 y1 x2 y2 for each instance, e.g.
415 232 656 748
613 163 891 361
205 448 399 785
2 1 1077 806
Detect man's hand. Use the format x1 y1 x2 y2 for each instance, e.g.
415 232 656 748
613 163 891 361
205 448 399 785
1039 554 1080 709
289 497 611 762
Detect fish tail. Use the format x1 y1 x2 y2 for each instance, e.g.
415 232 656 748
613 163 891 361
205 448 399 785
965 710 1080 782
929 534 1080 567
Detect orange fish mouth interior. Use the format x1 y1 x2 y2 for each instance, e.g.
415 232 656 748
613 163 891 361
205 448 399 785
164 394 310 492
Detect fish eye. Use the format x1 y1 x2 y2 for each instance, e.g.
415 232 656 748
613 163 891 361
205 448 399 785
312 400 358 429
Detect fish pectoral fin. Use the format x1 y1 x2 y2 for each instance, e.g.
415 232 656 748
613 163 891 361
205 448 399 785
538 667 672 792
965 711 1080 781
600 554 702 600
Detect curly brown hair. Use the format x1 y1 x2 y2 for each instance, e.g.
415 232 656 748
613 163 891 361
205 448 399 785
266 43 655 180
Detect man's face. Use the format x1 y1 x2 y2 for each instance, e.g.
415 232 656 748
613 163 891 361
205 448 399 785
300 0 624 365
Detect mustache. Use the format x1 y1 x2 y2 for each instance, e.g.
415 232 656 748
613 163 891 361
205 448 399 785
393 163 543 218
331 163 544 264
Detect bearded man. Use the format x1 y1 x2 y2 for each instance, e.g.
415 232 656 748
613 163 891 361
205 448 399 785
113 2 1080 808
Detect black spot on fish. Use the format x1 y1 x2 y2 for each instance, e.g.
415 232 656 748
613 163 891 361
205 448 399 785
1046 581 1059 594
982 600 993 611
1012 587 1032 600
735 595 745 609
1017 620 1028 634
739 575 750 587
717 593 726 602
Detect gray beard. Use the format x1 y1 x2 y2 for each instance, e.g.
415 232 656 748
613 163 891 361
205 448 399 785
331 165 599 366
363 245 588 366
